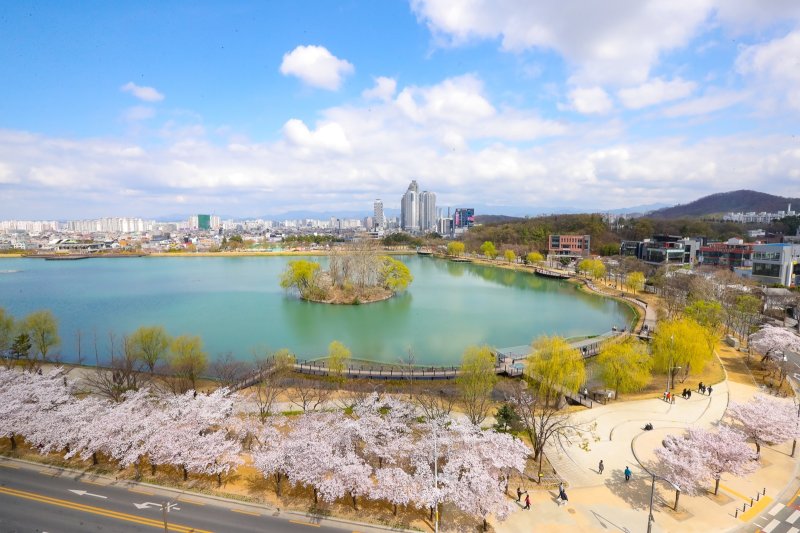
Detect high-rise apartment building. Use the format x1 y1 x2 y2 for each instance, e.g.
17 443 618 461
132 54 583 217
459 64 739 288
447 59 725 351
400 180 420 232
419 191 436 232
373 199 384 230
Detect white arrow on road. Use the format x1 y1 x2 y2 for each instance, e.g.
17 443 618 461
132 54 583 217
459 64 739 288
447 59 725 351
69 489 107 499
135 502 180 512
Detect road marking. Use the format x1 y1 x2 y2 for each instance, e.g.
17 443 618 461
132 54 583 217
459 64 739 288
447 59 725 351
128 488 155 496
769 503 785 516
135 502 180 512
178 497 205 506
790 510 800 523
0 463 19 469
230 508 260 516
719 483 751 502
788 527 799 533
764 519 781 533
740 496 773 521
290 520 321 527
0 486 212 533
69 489 107 499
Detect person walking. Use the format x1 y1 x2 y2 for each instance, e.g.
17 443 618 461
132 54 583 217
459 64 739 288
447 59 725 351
517 486 522 502
707 385 713 395
558 487 569 506
524 493 531 510
598 460 604 474
624 466 632 481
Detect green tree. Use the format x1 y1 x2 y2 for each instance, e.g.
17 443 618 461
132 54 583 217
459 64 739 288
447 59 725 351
597 339 652 399
493 403 521 433
0 308 14 356
10 333 31 360
129 325 171 373
526 251 544 264
380 256 413 292
684 300 725 332
577 259 593 277
279 260 321 298
446 241 465 257
652 318 716 382
455 345 498 425
169 335 208 392
327 340 351 382
480 241 498 259
22 310 60 360
626 271 646 294
527 335 586 406
503 249 516 263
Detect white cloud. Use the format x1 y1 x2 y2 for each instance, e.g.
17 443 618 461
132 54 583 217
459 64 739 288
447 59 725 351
363 77 397 101
282 119 351 154
279 45 354 90
395 74 495 124
736 30 800 111
411 0 712 85
618 78 696 109
661 89 746 118
120 82 164 102
568 87 613 114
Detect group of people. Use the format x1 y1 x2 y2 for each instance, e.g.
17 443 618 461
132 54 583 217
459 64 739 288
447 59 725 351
516 487 531 510
515 483 569 509
698 382 713 395
680 388 693 399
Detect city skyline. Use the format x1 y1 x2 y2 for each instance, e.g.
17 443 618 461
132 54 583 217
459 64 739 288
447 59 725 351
2 2 800 219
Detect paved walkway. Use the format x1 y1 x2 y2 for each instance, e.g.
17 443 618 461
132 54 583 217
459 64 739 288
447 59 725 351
495 375 800 533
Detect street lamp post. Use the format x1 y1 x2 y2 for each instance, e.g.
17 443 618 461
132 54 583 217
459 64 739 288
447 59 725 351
646 472 681 533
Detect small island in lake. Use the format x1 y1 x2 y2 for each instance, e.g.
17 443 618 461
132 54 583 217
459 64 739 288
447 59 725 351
280 245 413 304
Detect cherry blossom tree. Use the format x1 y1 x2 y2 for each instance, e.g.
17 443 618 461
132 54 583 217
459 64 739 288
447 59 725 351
374 467 420 516
750 326 800 361
656 425 756 496
727 394 800 455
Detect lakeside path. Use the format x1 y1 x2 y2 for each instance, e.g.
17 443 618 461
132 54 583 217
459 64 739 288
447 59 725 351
495 354 800 533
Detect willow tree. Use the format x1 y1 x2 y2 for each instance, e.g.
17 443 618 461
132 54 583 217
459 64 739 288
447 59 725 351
279 260 321 298
652 318 716 382
169 335 208 392
625 271 646 293
380 257 413 292
130 325 171 373
503 250 516 263
22 310 60 361
597 339 652 399
327 340 351 383
456 345 498 425
447 241 465 257
480 241 498 259
527 335 585 406
0 308 14 357
526 252 544 265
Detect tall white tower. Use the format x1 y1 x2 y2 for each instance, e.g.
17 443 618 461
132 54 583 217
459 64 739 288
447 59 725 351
419 191 437 232
401 180 420 232
373 199 385 230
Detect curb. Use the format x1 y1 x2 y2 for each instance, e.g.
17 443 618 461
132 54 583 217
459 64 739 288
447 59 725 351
0 456 418 533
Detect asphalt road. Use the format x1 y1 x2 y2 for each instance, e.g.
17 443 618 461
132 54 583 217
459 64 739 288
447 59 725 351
0 459 373 533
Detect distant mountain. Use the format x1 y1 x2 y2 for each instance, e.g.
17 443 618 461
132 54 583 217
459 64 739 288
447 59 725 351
605 202 670 215
648 190 800 219
474 214 524 224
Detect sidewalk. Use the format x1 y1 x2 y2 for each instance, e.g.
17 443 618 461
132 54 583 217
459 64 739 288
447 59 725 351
495 376 800 533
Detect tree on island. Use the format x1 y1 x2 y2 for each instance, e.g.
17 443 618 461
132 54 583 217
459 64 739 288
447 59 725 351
279 245 413 304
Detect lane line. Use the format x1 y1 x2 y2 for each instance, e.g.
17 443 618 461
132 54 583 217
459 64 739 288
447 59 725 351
0 486 212 533
290 519 321 527
763 519 780 533
230 508 260 516
127 487 155 496
178 497 205 506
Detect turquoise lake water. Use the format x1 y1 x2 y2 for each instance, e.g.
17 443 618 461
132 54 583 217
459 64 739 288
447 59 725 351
0 256 634 365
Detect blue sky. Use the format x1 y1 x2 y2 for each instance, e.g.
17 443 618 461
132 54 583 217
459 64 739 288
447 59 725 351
2 1 800 219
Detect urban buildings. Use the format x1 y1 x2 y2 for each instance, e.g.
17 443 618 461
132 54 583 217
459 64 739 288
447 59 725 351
620 235 701 265
453 208 474 230
400 180 438 233
698 238 754 268
419 191 437 232
373 199 384 230
723 204 796 224
749 243 800 287
188 214 221 231
548 234 591 258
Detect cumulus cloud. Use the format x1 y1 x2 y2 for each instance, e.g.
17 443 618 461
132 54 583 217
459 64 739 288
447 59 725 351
411 0 711 85
618 78 696 109
567 87 613 114
120 82 164 102
282 119 352 154
362 76 397 101
736 30 800 111
279 45 354 90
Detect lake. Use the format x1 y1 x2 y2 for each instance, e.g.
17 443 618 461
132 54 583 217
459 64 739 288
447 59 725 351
0 256 635 365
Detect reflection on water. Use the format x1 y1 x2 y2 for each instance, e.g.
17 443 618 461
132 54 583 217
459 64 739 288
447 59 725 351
0 256 633 366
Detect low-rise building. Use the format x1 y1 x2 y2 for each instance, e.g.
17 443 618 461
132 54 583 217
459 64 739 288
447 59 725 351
548 234 591 258
699 238 754 268
750 243 800 287
620 235 700 265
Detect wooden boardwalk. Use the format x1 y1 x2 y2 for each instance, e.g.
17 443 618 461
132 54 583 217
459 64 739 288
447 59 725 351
533 267 572 279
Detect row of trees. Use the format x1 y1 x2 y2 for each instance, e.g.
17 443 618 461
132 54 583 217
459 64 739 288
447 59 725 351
0 367 530 529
